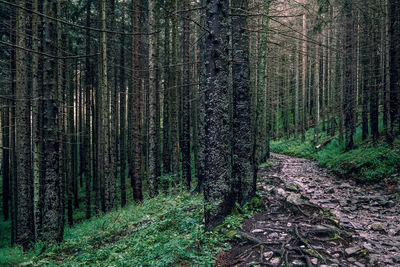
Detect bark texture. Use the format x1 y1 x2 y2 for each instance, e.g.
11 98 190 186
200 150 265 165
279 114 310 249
232 0 253 204
15 0 35 247
204 0 233 231
42 0 64 243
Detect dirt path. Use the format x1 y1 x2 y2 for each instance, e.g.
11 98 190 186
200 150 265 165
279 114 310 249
221 153 400 267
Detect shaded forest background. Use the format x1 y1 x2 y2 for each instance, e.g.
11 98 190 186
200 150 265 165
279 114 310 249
0 0 399 254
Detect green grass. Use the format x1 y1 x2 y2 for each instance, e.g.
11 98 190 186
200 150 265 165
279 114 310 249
271 126 400 184
0 192 261 266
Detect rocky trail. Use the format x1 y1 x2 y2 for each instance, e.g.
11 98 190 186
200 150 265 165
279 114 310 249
220 153 400 267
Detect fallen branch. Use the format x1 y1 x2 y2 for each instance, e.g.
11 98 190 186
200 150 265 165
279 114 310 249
315 122 361 149
315 135 338 150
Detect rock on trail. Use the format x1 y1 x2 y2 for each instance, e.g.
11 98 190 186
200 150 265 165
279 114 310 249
220 153 400 267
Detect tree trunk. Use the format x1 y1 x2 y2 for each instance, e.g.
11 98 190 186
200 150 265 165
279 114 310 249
119 3 126 207
66 50 74 227
148 0 159 197
232 0 254 204
389 0 400 137
204 0 233 231
294 37 299 140
193 0 206 194
301 14 307 142
171 0 180 186
42 0 63 243
255 0 270 163
130 0 143 202
182 0 191 190
163 0 171 181
343 0 356 151
15 0 34 247
384 0 391 141
314 40 320 145
84 0 92 218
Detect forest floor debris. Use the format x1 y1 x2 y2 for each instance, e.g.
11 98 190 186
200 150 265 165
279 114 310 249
221 153 400 266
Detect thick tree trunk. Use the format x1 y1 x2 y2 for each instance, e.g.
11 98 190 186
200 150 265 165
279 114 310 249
255 0 270 163
193 0 206 194
98 0 110 212
204 0 233 231
171 0 180 186
66 52 74 227
163 0 171 181
232 0 254 204
148 0 159 197
155 6 162 187
15 0 34 247
107 0 117 211
130 0 143 202
42 0 63 243
10 5 16 242
31 0 42 236
343 0 356 151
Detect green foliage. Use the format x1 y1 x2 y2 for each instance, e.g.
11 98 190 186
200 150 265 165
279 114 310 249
271 126 400 184
0 193 261 266
258 159 274 169
0 246 28 266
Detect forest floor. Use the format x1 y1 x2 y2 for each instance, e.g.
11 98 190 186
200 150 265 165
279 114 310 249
221 153 400 267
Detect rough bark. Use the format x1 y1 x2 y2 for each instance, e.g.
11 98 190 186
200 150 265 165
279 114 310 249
171 0 180 186
255 0 270 164
84 0 92 218
182 0 191 190
204 0 233 231
42 0 63 243
389 0 400 137
343 0 356 151
314 41 320 145
130 0 143 202
15 0 35 247
301 14 307 143
370 24 379 144
148 0 159 197
163 0 171 180
232 0 253 204
193 0 206 194
119 3 126 207
295 37 300 140
66 51 74 227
